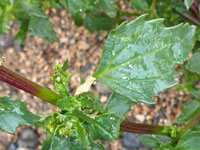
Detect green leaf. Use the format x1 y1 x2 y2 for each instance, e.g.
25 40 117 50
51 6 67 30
50 1 62 10
84 11 118 32
176 64 200 92
175 131 200 150
77 92 103 112
0 96 40 134
138 135 170 148
186 50 200 74
105 93 133 116
93 15 196 104
57 97 74 111
67 0 87 26
0 0 11 6
15 19 29 43
99 0 117 18
195 27 200 41
43 133 105 150
0 4 14 33
77 122 90 148
190 90 200 100
184 0 194 9
176 100 200 125
42 134 83 150
14 0 47 19
60 0 68 9
130 0 149 12
88 138 105 150
62 59 69 71
89 114 123 140
29 16 59 43
71 109 96 124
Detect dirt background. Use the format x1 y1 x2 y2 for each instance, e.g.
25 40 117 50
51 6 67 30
0 3 192 150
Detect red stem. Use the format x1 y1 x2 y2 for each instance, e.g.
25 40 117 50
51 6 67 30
0 65 172 136
0 66 62 104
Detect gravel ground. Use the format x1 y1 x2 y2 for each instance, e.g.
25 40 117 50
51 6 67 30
0 5 192 150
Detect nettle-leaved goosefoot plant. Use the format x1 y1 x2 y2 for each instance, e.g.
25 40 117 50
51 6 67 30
0 15 200 150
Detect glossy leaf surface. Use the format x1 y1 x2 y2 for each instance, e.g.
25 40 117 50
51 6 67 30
175 131 200 149
186 50 200 74
99 0 117 18
0 96 40 134
184 0 194 9
77 122 90 148
130 0 149 12
89 114 123 140
94 15 196 104
84 11 118 32
14 0 58 43
29 16 59 43
14 0 47 19
191 90 200 100
106 93 133 116
176 100 200 125
42 134 83 150
67 0 86 26
138 135 170 148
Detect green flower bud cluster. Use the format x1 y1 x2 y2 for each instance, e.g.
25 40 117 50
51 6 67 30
162 126 181 138
37 112 79 137
51 63 72 97
57 96 82 112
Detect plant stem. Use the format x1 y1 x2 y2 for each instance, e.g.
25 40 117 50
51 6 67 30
151 0 157 10
149 0 158 18
0 66 62 105
0 65 176 136
174 9 200 26
120 121 171 136
177 108 200 139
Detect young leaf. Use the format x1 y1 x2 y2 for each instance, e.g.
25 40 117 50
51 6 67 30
71 109 96 124
51 61 71 96
0 4 14 33
184 0 194 9
62 59 69 71
77 92 103 112
93 15 196 104
186 50 200 74
99 0 117 18
130 0 149 12
67 0 87 26
138 135 170 148
14 0 47 19
176 100 200 125
89 114 123 140
42 134 83 150
84 11 119 32
88 137 105 150
56 97 75 112
190 90 200 100
175 130 200 149
77 122 90 148
0 96 40 134
105 92 133 116
29 16 59 43
60 0 68 9
15 19 29 43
